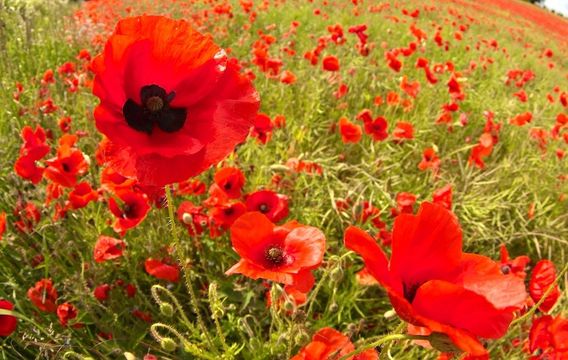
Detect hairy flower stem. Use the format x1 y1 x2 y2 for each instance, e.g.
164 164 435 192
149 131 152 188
339 334 427 360
164 186 216 351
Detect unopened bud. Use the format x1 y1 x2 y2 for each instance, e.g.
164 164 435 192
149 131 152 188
182 213 193 225
330 267 344 282
160 338 177 352
383 309 396 319
159 303 174 317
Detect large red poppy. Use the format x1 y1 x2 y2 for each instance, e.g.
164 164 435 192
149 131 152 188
92 15 259 186
226 212 325 292
345 202 527 357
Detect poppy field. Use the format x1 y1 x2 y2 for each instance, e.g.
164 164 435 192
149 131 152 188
0 0 567 359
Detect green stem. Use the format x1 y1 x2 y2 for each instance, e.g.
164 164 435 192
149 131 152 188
164 186 216 351
338 334 427 360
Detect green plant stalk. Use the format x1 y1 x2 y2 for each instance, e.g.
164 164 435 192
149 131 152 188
164 186 216 351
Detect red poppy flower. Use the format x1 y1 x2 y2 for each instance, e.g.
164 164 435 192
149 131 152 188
392 121 414 140
226 212 325 292
94 235 126 263
177 179 206 196
528 315 568 359
18 125 50 160
291 327 378 360
214 167 246 199
14 155 45 184
27 278 58 313
57 303 78 327
94 284 111 302
44 134 88 188
0 213 6 241
68 182 99 209
529 260 561 313
245 190 289 222
108 189 150 233
13 202 41 234
400 76 420 98
509 112 532 126
100 166 136 193
395 192 417 215
144 258 180 282
339 117 362 144
322 55 340 71
92 15 259 186
432 185 453 210
418 147 441 174
499 245 530 279
345 202 527 357
0 300 17 337
177 201 209 236
14 126 51 184
210 201 247 230
251 113 274 144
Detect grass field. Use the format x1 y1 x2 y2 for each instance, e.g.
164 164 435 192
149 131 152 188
0 0 567 359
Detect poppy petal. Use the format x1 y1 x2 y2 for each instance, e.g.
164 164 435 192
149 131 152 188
230 212 275 264
390 202 462 290
412 280 514 339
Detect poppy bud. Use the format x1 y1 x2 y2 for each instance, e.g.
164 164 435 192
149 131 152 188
283 299 295 312
160 338 177 352
294 329 310 344
159 303 174 318
330 267 344 282
124 353 136 360
182 213 193 225
383 309 396 318
329 303 339 312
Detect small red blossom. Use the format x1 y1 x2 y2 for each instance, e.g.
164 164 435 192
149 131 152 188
291 327 378 360
322 55 340 71
226 212 325 292
57 303 78 327
94 284 111 302
108 189 150 233
339 117 362 144
144 258 180 282
214 167 246 199
0 300 17 337
94 236 126 263
69 182 99 209
245 190 289 223
27 279 58 313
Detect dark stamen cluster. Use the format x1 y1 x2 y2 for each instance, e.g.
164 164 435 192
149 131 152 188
123 84 187 135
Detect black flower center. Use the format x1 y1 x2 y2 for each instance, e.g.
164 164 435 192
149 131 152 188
264 245 285 267
403 282 421 303
259 203 269 213
123 85 187 135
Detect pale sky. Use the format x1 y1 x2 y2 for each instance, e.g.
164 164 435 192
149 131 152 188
542 0 568 16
